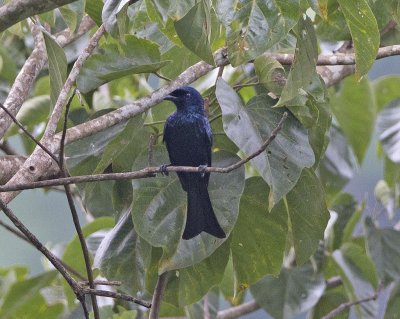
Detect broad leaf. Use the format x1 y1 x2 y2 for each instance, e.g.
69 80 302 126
86 0 104 25
185 289 220 319
318 125 357 197
374 76 400 112
59 1 85 33
131 146 244 272
77 35 170 93
226 0 300 66
333 243 378 318
251 265 326 319
254 55 286 96
163 240 230 307
377 99 400 163
330 76 376 164
94 209 152 295
364 217 400 284
174 1 214 65
232 177 287 290
276 15 318 107
216 78 314 205
42 31 67 109
286 168 330 264
310 290 349 319
102 0 130 37
337 0 379 77
146 0 196 23
0 271 63 319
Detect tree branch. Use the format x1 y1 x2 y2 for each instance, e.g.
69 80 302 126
149 272 170 319
0 0 78 32
321 291 379 319
217 300 260 319
0 112 288 192
0 15 95 140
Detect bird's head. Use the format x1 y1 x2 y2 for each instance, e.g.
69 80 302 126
164 86 204 113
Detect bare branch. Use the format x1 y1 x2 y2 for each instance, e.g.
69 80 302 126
0 102 59 163
217 300 260 319
0 199 82 294
82 287 151 308
0 0 78 32
0 112 288 192
149 272 170 319
321 292 379 319
0 15 95 140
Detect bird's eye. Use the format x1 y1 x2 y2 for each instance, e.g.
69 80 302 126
186 93 191 98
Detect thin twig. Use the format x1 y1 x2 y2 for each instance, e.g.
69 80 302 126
80 280 122 287
149 272 169 319
321 292 379 319
0 112 288 192
59 89 76 170
0 219 87 280
0 199 82 294
233 82 259 90
83 287 151 308
0 102 59 163
153 72 172 82
58 91 99 319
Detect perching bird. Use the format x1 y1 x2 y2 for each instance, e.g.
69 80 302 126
163 86 226 240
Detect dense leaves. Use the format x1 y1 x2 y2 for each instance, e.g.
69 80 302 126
2 0 400 318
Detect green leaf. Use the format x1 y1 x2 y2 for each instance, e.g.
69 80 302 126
160 45 201 80
276 15 318 107
330 75 376 164
226 0 300 66
59 1 84 33
332 243 378 318
174 1 214 65
364 217 400 284
337 0 379 77
131 146 244 272
42 31 68 109
163 240 230 307
146 0 196 23
250 265 326 319
102 0 130 37
254 55 286 96
374 76 400 112
310 290 349 319
216 78 315 205
286 168 330 264
330 193 358 250
77 35 170 93
0 271 63 319
318 125 357 198
232 177 287 290
377 99 400 163
94 209 152 295
385 281 400 319
85 0 103 25
0 46 17 83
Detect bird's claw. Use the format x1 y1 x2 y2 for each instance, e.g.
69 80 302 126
159 164 170 176
198 165 208 178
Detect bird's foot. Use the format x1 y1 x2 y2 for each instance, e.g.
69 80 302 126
198 165 208 178
159 164 170 176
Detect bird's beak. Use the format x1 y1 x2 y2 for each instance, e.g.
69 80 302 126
164 94 178 102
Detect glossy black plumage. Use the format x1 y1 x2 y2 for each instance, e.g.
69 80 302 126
163 87 226 240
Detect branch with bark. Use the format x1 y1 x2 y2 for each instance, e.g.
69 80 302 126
0 0 78 32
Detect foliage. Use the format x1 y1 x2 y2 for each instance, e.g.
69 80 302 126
1 0 400 319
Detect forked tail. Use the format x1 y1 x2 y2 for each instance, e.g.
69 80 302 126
182 182 226 240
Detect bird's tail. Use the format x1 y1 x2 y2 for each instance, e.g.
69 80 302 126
182 183 226 240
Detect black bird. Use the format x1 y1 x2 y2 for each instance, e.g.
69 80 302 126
163 86 226 240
